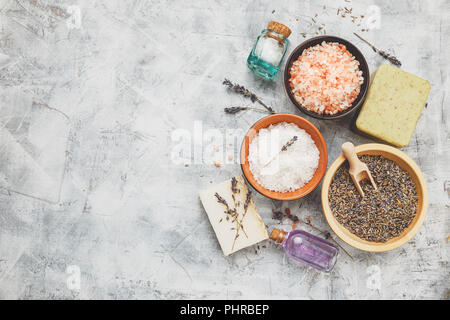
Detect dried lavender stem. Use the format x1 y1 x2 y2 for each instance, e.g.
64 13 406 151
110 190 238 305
223 79 275 114
238 189 252 231
224 106 272 114
215 192 248 240
232 212 248 238
263 136 298 167
229 178 248 240
281 136 298 151
353 33 402 67
255 100 275 114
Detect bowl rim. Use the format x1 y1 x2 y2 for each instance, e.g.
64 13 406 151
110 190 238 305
240 113 328 201
321 143 428 252
283 35 370 120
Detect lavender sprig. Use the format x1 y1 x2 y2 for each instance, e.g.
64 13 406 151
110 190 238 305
264 136 298 167
353 33 402 67
281 136 298 151
223 79 275 114
223 79 257 102
214 191 248 242
224 106 272 114
243 189 252 213
231 177 239 194
214 192 230 209
237 189 252 240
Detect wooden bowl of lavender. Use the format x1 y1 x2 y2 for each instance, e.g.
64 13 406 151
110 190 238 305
321 143 428 252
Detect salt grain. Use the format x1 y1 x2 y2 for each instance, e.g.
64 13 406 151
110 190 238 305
248 122 319 192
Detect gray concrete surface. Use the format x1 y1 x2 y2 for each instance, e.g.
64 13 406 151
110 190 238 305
0 0 448 299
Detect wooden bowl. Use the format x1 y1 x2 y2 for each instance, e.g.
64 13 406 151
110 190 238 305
321 143 428 252
283 35 370 120
240 114 328 201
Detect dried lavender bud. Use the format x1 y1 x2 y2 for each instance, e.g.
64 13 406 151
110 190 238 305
272 209 283 220
224 106 244 114
223 79 257 102
214 192 229 209
231 177 239 194
263 136 298 168
223 78 275 114
224 106 271 114
376 48 402 67
243 190 252 212
353 33 402 67
281 136 298 151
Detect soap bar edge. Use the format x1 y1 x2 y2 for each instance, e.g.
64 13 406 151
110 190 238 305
355 65 431 147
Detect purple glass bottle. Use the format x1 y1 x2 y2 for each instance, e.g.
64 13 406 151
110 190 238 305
270 228 339 272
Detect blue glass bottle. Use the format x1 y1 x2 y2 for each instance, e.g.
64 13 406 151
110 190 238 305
247 21 291 80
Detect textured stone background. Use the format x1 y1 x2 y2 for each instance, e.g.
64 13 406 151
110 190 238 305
0 0 448 299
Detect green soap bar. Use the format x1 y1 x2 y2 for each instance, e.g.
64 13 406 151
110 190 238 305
356 65 430 147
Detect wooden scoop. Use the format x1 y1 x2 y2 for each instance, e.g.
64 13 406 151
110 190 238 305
341 142 377 197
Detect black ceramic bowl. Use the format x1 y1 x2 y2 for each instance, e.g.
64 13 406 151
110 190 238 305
284 35 370 120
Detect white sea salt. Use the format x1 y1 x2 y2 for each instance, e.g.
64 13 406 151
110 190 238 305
254 36 284 66
248 122 319 192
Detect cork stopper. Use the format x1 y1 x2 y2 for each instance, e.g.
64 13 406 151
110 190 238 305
267 21 291 38
269 228 287 243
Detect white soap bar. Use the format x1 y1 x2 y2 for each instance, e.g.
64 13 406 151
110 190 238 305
199 175 268 256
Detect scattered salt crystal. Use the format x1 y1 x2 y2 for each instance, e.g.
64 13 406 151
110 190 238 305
248 122 319 192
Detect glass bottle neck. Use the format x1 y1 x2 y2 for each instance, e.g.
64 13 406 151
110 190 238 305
263 29 288 45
